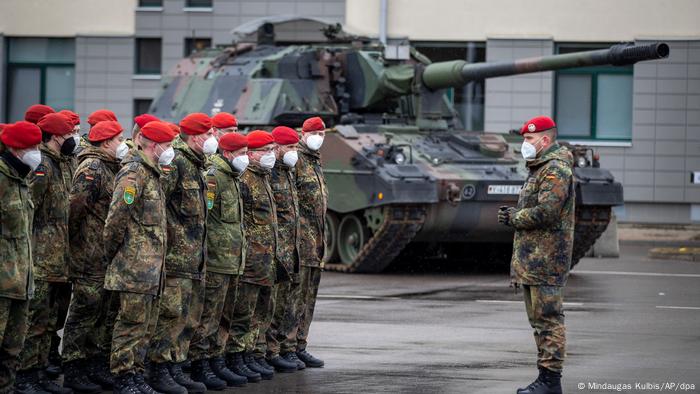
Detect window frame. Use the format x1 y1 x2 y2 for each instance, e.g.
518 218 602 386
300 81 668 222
137 0 163 9
184 0 213 11
184 37 212 57
134 37 162 75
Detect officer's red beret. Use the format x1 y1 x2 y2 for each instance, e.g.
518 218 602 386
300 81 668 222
167 123 181 135
38 113 75 136
219 132 248 152
134 114 160 129
302 117 326 133
247 130 274 149
1 121 42 149
179 113 212 135
89 121 123 142
88 109 118 127
141 121 177 143
520 116 556 135
272 126 299 145
58 110 80 126
212 112 238 129
24 105 55 124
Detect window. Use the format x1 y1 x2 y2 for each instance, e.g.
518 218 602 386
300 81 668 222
134 99 153 118
135 38 162 75
186 0 212 8
555 44 633 140
184 38 212 56
413 42 486 131
138 0 162 7
5 38 75 122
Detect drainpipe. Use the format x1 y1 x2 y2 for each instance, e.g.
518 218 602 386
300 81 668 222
379 0 388 45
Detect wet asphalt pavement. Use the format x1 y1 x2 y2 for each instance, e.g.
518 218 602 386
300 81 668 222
231 243 700 393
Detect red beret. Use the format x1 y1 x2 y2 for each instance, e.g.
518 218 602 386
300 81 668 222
302 117 326 133
212 112 238 129
179 113 212 135
25 105 55 124
141 121 178 143
520 116 556 135
247 130 274 149
219 132 248 152
38 113 75 136
167 123 181 135
88 109 118 127
1 121 42 149
272 126 300 145
89 121 123 142
58 110 80 126
134 114 160 129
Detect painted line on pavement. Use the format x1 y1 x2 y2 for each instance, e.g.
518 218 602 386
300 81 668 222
318 294 401 300
575 270 700 278
476 300 584 307
656 305 700 311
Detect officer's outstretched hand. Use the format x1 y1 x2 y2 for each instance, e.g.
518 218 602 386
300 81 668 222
498 206 516 226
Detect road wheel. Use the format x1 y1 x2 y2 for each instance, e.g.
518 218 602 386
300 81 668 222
337 214 367 266
323 212 339 264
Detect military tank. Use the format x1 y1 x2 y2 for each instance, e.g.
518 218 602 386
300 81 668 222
150 18 669 273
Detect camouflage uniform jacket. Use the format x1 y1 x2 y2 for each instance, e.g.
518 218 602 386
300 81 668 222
204 154 246 276
0 155 35 300
103 150 167 296
271 161 301 282
29 144 74 282
240 162 278 287
510 143 575 287
68 146 120 280
161 145 208 280
296 144 328 268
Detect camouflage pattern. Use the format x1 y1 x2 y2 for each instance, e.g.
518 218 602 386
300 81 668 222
271 161 301 280
251 285 277 357
265 280 302 357
0 298 28 393
296 144 327 269
0 156 34 300
188 272 231 361
523 285 566 373
225 282 263 355
110 292 158 375
292 265 322 351
508 143 575 287
239 163 278 286
213 276 240 357
103 150 167 296
62 278 115 363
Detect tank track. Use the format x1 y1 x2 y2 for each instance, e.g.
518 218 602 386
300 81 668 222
324 205 427 273
571 205 612 268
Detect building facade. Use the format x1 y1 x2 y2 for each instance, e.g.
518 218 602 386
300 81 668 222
2 0 699 223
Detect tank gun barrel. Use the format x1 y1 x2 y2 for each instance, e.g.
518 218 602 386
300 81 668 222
422 42 670 90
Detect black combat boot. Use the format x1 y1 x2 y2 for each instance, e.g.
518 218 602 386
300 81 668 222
168 362 206 393
38 369 73 394
296 349 324 368
45 336 63 380
282 352 306 370
190 359 226 391
62 360 102 393
517 368 546 394
133 373 163 394
87 356 114 390
209 357 247 387
254 356 274 374
519 368 562 394
112 373 141 394
147 363 187 394
243 353 273 380
267 355 297 373
226 353 261 383
14 369 51 394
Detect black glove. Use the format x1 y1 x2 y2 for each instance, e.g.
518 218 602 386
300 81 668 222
498 206 516 226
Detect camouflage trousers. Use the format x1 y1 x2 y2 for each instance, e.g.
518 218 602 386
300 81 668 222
252 284 278 358
19 280 71 371
286 266 321 352
265 280 302 358
212 276 239 357
62 277 119 363
188 272 234 361
110 291 158 375
225 282 272 355
149 277 204 364
0 297 29 393
523 285 566 372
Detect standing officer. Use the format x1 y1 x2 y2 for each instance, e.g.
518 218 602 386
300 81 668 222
263 126 304 373
225 130 278 383
188 132 249 389
0 121 42 393
103 121 176 394
62 121 129 393
498 116 574 394
147 113 214 394
17 112 78 394
287 116 328 368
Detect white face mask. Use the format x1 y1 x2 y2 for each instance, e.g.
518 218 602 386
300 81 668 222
282 150 298 167
520 136 544 161
306 134 324 151
202 136 218 155
157 145 175 166
72 134 81 153
21 149 42 171
259 152 276 169
230 154 249 173
116 142 129 160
